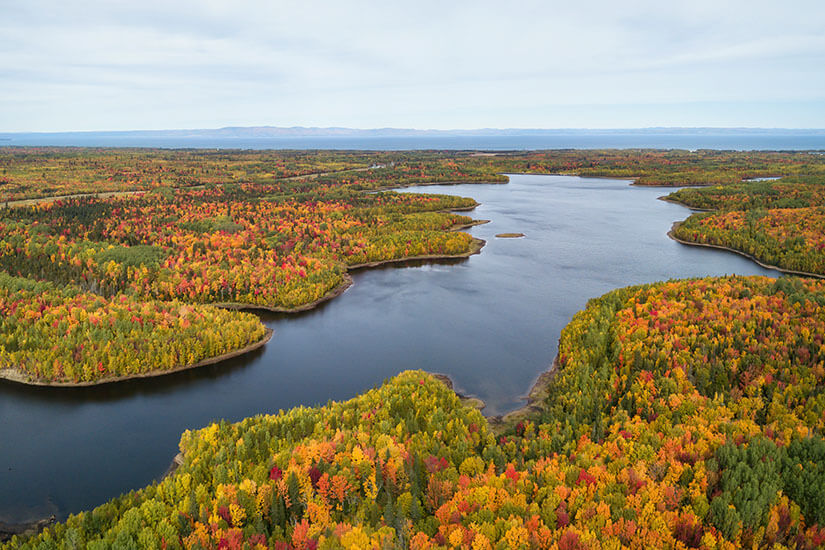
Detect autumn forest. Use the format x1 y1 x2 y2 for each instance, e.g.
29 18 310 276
3 147 825 549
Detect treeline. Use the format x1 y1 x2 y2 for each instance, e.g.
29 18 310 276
9 276 825 548
664 170 825 275
667 176 825 211
0 148 376 201
0 271 267 384
673 207 825 275
6 148 825 202
467 149 825 186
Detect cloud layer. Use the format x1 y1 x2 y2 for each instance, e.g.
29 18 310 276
2 0 824 131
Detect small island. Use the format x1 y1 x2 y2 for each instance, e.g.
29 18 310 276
495 232 525 238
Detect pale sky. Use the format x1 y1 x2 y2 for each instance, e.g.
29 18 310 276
2 0 824 132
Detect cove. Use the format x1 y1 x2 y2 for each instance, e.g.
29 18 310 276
0 174 779 524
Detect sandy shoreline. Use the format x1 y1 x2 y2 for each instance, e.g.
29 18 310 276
0 328 274 388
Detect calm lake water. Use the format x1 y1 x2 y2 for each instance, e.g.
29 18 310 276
0 175 778 523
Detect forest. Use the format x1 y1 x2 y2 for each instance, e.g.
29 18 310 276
0 187 478 312
4 148 825 203
0 150 489 384
665 176 825 211
667 174 825 276
0 271 267 384
4 147 825 546
6 276 824 549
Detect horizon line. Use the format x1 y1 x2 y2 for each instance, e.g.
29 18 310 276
4 125 825 136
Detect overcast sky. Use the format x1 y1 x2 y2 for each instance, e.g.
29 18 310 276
2 0 824 131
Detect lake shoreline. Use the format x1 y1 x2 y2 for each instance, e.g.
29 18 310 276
347 237 486 270
0 191 487 388
667 221 825 279
215 236 486 314
0 328 274 388
0 518 55 544
368 180 507 193
433 353 560 434
656 195 714 211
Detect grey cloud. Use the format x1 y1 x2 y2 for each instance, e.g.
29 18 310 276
1 0 824 130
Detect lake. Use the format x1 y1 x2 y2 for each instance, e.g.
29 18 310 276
0 174 778 523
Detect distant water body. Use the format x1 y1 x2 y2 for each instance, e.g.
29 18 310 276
3 132 825 150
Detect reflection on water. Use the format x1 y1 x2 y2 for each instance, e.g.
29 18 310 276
0 175 779 523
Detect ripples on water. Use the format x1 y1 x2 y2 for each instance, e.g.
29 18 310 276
0 175 779 523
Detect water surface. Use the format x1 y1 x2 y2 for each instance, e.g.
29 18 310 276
3 132 825 150
0 175 778 523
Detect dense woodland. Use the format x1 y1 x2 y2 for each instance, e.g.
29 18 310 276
666 177 825 211
0 187 477 311
673 208 825 275
4 148 825 202
6 276 825 549
4 148 825 546
0 272 266 384
667 174 825 276
0 150 486 384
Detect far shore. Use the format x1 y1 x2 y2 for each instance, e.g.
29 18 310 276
367 180 507 193
668 221 825 279
0 328 274 388
1 168 743 210
1 166 375 208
